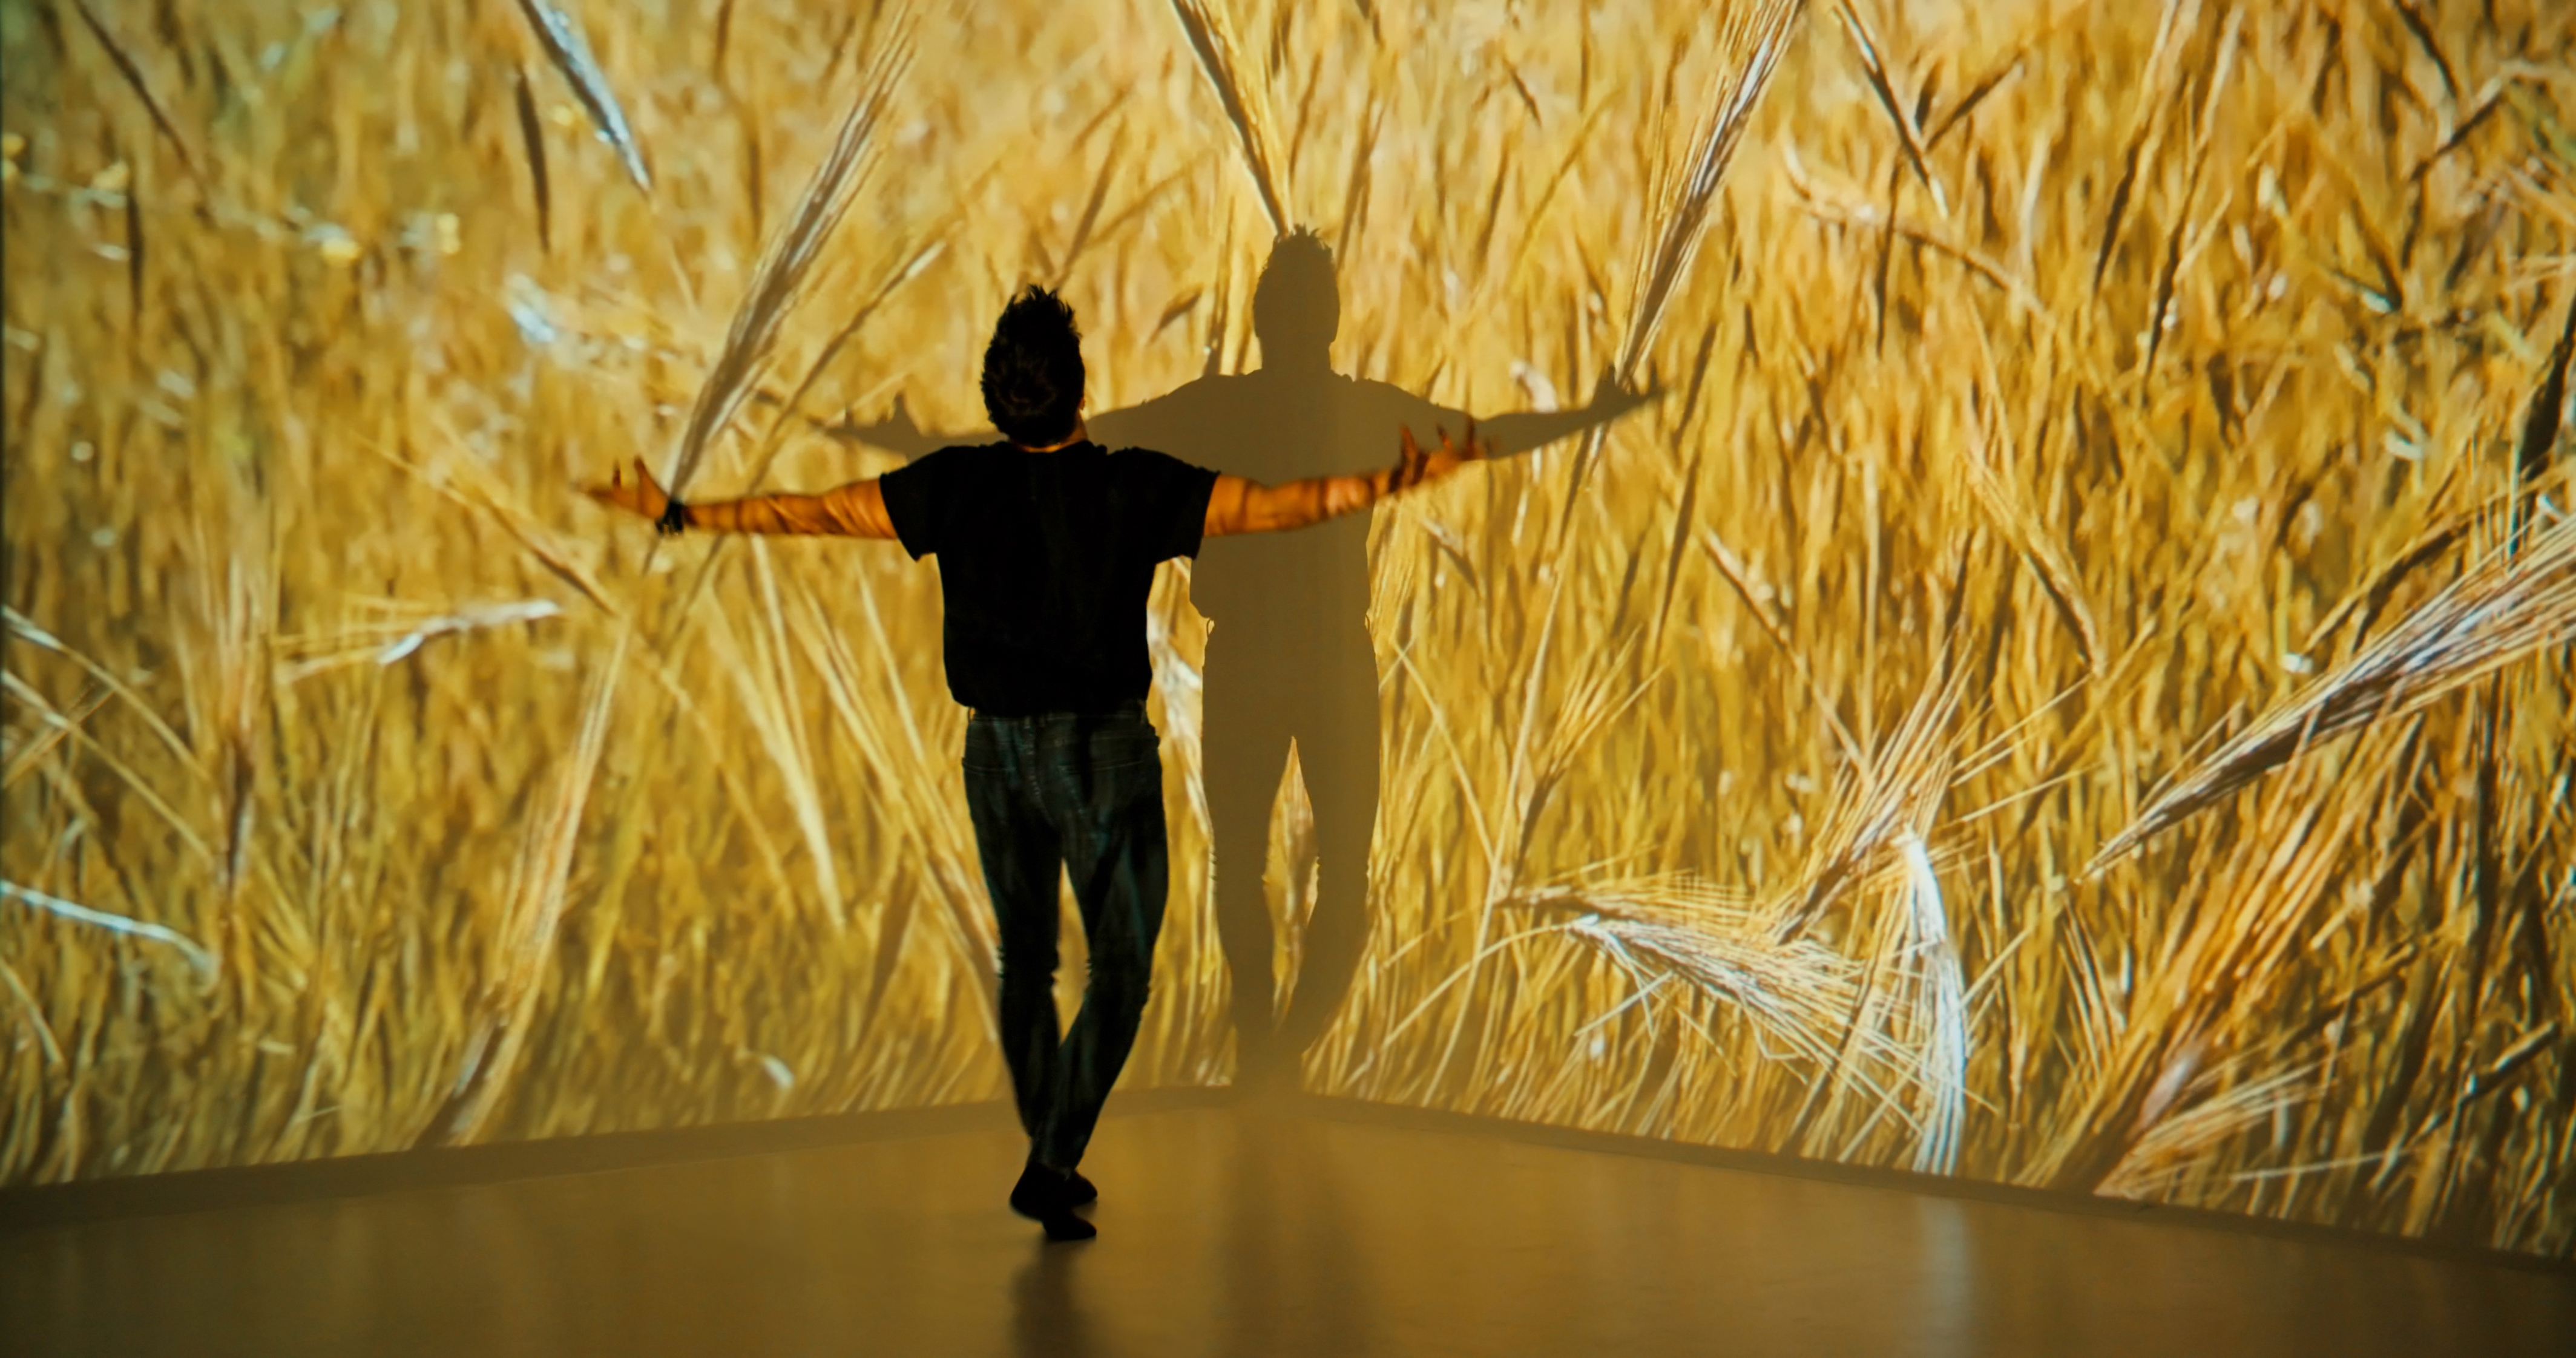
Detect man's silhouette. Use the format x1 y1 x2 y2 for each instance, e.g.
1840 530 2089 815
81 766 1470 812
850 231 1655 1087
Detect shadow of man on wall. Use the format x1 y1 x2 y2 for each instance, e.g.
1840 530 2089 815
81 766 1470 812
846 229 1657 1091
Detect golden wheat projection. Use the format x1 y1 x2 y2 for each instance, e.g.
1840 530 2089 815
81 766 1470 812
2 0 2571 1256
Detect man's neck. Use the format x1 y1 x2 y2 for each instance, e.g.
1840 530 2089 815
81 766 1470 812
1013 421 1088 453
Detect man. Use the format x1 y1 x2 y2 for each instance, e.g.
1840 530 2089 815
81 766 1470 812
853 231 1655 1086
588 286 1484 1241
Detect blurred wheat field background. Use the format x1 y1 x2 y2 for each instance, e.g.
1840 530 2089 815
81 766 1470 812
2 0 2571 1255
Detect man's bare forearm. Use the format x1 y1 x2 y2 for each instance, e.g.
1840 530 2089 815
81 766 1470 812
1206 468 1393 536
1257 468 1392 532
682 482 896 537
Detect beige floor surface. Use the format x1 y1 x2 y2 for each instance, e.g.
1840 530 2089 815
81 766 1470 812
4 1102 2569 1357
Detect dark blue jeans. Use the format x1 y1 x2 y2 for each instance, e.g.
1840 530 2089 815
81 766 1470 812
962 702 1169 1170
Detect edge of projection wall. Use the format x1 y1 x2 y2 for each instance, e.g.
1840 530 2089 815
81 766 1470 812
6 1088 2570 1283
1285 1097 2576 1281
0 1091 1229 1233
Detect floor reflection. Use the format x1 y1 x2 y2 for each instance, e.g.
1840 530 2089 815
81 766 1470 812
1010 1240 1096 1358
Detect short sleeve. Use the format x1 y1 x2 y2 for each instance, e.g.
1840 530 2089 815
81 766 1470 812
875 448 950 560
1118 449 1221 563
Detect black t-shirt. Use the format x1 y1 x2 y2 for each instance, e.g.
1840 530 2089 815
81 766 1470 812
877 441 1220 716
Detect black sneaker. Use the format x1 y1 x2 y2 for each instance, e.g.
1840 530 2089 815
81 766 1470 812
1039 1209 1096 1242
1009 1161 1097 1241
1063 1169 1097 1207
1008 1161 1066 1218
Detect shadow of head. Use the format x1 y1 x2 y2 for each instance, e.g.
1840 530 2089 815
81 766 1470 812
1252 228 1338 372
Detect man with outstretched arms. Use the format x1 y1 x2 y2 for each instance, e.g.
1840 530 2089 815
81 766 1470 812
588 286 1483 1241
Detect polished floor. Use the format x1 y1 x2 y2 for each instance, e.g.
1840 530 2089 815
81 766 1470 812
5 1100 2569 1357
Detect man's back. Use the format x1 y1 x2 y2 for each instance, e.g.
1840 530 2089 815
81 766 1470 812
877 441 1217 716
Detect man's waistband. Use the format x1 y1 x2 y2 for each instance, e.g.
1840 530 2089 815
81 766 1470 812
965 699 1149 726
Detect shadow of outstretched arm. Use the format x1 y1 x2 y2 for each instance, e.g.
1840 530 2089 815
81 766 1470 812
1447 367 1664 459
824 393 981 461
1083 382 1225 461
827 366 1662 477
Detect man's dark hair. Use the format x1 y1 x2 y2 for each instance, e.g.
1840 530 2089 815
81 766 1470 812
982 286 1086 446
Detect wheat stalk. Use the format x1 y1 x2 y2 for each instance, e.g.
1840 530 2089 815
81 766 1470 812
274 599 565 684
1 880 216 978
1829 0 1946 215
1504 880 1862 1073
1773 664 1963 945
428 626 629 1146
663 4 918 501
1893 830 1967 1174
1545 0 1808 682
68 0 209 195
511 0 654 194
1166 0 1289 235
2088 513 2576 876
1609 0 1808 388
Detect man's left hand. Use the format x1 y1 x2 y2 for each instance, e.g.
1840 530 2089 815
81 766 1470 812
1394 422 1490 492
586 458 678 528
